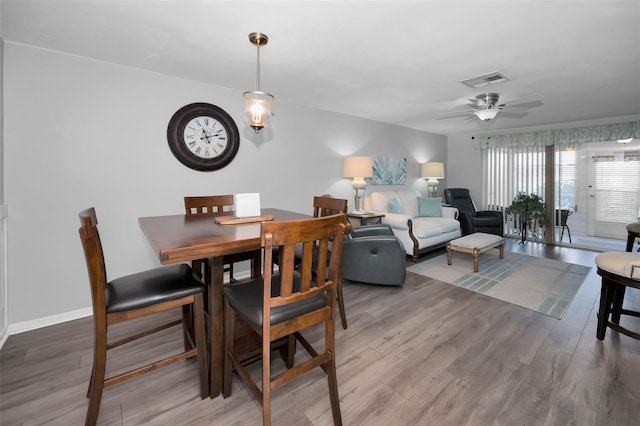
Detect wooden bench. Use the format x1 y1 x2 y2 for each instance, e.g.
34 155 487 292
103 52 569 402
446 232 504 272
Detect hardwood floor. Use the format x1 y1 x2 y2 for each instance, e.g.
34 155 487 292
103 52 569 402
2 238 640 425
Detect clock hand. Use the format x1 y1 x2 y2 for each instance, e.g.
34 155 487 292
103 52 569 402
200 130 213 144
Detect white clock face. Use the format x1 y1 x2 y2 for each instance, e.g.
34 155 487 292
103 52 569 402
182 115 229 159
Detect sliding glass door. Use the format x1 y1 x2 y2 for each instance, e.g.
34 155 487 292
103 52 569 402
483 138 640 249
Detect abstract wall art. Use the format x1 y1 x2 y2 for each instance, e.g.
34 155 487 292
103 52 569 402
372 156 407 185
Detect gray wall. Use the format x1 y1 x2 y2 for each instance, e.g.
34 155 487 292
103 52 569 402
3 43 447 330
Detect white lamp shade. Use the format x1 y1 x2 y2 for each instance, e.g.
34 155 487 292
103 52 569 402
421 162 445 179
342 156 373 178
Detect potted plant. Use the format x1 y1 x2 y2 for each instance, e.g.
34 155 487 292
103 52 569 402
505 192 549 243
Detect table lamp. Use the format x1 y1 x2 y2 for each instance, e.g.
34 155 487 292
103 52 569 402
421 162 445 198
343 156 373 214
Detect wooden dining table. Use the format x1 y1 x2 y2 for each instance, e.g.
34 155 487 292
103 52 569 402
138 208 310 398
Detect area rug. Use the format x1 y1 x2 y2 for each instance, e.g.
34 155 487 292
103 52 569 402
407 251 591 319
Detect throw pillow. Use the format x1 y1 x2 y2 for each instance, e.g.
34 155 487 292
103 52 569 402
418 196 443 217
388 198 403 214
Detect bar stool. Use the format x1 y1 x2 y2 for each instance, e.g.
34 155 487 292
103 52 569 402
595 251 640 340
627 222 640 252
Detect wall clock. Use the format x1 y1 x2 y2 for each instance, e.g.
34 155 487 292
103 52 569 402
167 102 240 171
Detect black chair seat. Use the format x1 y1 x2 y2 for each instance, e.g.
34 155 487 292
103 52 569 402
106 264 204 313
471 214 502 228
222 272 326 326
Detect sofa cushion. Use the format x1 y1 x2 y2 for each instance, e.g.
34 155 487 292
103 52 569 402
418 197 443 217
371 191 399 213
398 189 420 217
388 197 403 214
412 217 461 238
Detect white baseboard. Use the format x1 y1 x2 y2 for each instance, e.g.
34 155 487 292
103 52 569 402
0 326 8 351
7 307 93 336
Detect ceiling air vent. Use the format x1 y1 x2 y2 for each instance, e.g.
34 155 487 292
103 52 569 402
460 71 510 88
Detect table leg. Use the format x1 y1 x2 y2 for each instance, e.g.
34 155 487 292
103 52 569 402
597 278 612 340
446 243 452 265
627 231 639 252
251 249 262 278
472 248 479 272
206 256 225 398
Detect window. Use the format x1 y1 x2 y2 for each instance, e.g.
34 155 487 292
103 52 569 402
593 152 640 223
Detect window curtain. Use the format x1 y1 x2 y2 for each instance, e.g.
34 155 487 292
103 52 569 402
475 120 640 149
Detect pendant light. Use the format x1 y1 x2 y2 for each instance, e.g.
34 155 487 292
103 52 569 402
242 32 274 133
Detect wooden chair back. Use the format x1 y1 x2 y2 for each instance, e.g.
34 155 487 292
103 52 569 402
312 195 348 218
184 195 234 216
184 195 260 281
79 208 108 321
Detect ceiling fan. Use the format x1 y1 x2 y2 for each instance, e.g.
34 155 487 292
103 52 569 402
437 93 542 121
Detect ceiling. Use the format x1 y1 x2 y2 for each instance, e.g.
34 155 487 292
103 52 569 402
2 1 639 136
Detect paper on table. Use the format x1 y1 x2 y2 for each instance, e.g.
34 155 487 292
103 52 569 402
234 193 261 217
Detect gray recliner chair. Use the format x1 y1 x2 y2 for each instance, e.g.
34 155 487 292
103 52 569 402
342 224 406 286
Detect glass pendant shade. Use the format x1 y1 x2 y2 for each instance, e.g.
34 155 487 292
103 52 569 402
242 90 274 133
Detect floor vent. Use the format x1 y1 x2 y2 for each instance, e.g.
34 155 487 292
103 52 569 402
461 71 510 88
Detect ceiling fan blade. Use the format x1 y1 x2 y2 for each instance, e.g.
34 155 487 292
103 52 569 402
436 109 476 119
499 110 529 119
506 100 544 110
502 93 543 107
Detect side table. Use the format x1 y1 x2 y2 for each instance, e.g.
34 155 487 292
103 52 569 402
347 212 385 226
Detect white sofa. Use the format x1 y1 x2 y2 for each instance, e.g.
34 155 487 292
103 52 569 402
364 189 461 261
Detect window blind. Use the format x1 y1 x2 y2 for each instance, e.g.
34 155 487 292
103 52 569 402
482 145 546 238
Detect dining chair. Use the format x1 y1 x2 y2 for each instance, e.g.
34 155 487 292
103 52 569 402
274 195 350 328
184 195 261 282
78 207 208 426
222 213 347 426
555 208 572 243
312 196 350 329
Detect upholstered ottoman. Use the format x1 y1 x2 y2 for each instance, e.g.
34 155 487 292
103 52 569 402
446 232 504 272
595 251 640 340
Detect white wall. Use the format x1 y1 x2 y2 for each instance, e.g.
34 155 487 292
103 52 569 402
3 43 447 330
446 132 484 202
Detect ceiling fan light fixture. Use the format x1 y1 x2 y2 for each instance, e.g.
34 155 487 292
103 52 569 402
475 109 499 121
